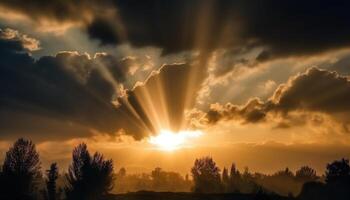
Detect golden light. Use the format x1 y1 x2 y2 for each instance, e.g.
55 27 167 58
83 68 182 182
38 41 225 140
149 129 202 151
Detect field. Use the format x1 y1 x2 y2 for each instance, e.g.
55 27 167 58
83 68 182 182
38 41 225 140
107 191 293 200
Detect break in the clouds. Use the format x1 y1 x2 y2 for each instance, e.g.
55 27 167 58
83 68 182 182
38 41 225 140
191 67 350 131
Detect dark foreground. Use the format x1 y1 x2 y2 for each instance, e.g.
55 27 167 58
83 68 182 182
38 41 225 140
107 191 292 200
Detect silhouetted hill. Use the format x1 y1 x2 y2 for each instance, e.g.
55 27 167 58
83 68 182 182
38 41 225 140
106 191 293 200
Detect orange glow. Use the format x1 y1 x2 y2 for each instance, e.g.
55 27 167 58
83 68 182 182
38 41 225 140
149 129 202 151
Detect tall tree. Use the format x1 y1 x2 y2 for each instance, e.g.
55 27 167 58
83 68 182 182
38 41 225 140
65 143 114 200
0 138 41 199
43 163 59 200
191 156 222 193
228 163 241 192
222 167 230 192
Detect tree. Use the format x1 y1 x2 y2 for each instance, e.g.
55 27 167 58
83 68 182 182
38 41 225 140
229 163 241 192
222 167 230 192
43 163 59 200
191 156 222 193
151 167 165 190
296 166 317 182
65 143 114 200
325 158 350 184
274 167 294 178
118 167 126 178
0 138 41 199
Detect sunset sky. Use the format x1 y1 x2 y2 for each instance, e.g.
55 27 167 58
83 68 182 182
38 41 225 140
1 0 350 175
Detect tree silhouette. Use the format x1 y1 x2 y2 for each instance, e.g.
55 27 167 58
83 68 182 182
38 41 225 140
191 157 222 193
274 168 294 178
222 167 229 192
0 138 41 199
299 158 350 200
296 166 317 182
229 163 241 192
118 167 126 178
43 163 59 200
325 158 350 184
65 143 114 200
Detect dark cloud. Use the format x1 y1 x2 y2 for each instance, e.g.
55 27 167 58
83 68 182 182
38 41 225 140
243 0 350 59
0 28 203 140
3 0 350 58
89 0 350 57
272 68 350 114
0 31 142 140
201 98 267 125
194 67 350 127
0 0 98 23
87 0 239 54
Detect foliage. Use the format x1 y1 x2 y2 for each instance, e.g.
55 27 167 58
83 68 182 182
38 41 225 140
43 163 60 200
114 167 192 193
0 138 41 199
295 166 317 182
2 138 350 200
191 157 223 193
325 158 350 184
222 167 230 192
65 143 114 200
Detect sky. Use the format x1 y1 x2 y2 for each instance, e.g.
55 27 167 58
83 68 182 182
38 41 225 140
1 0 350 175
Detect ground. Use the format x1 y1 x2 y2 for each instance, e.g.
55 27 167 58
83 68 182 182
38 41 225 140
107 191 293 200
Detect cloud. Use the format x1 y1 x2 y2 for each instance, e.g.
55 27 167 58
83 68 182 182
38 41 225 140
85 0 350 58
0 28 205 141
0 31 149 140
0 27 40 51
272 68 350 114
191 67 350 128
0 0 96 25
2 0 350 58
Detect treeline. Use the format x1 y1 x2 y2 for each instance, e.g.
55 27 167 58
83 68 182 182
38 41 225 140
191 157 318 196
0 138 350 200
114 167 192 193
189 157 350 199
0 138 114 200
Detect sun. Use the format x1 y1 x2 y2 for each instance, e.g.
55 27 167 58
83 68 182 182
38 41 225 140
149 129 202 151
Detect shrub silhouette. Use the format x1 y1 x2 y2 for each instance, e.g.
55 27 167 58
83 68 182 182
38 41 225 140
65 143 114 200
295 166 317 182
0 138 41 200
191 156 222 193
